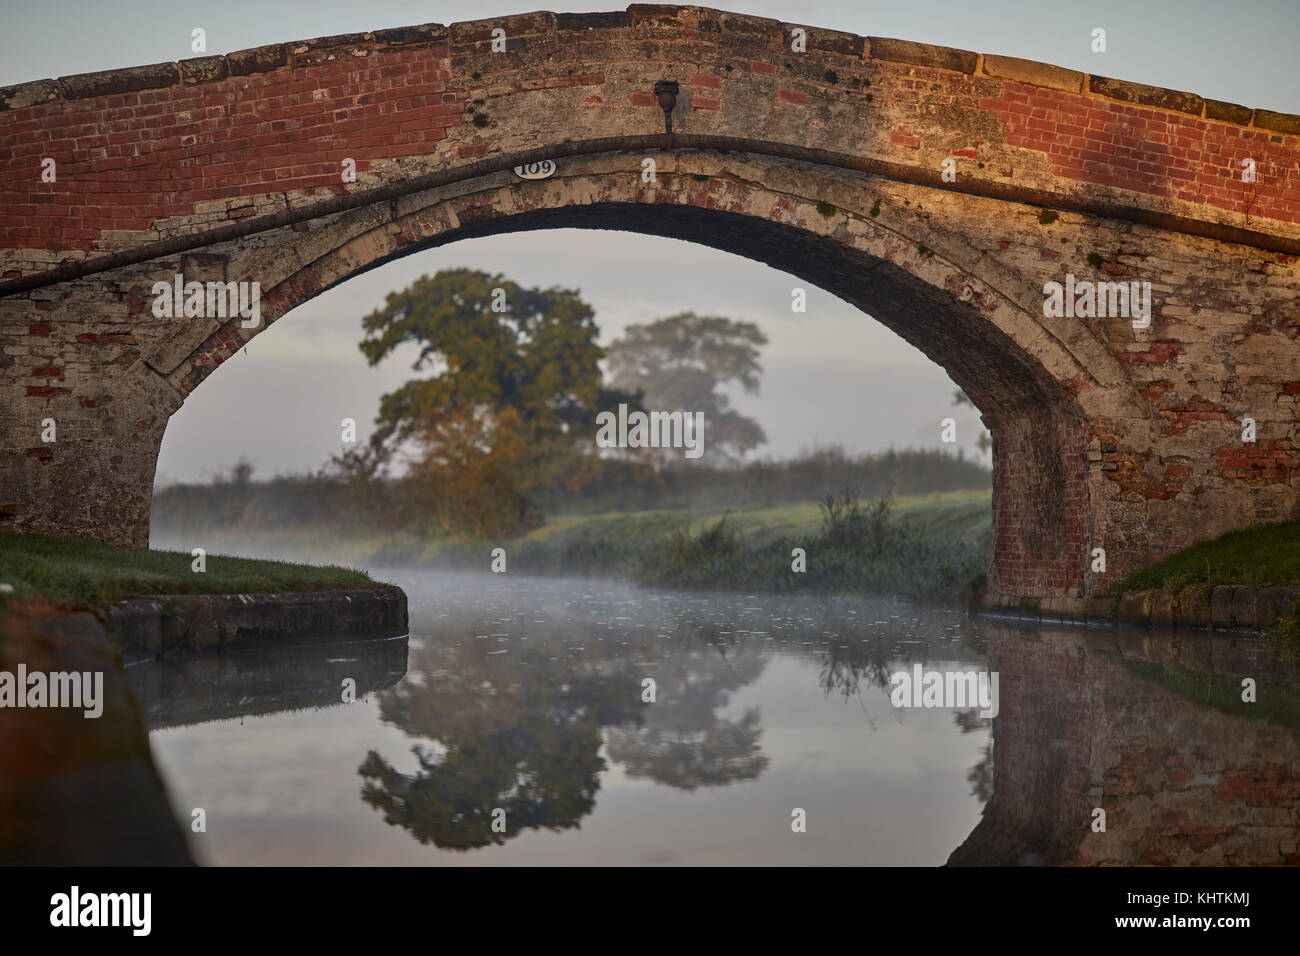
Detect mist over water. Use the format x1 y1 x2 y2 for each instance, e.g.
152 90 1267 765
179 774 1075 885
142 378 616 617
132 564 1300 866
142 570 992 865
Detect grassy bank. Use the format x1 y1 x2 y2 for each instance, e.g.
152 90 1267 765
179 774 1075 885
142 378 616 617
0 532 380 607
151 489 994 605
1107 518 1300 650
1113 519 1300 595
635 492 988 603
443 490 990 602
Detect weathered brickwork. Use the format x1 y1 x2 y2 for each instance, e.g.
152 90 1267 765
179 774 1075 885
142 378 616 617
1 5 1297 603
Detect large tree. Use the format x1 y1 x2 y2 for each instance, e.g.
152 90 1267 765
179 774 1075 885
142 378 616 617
603 312 768 464
359 268 614 535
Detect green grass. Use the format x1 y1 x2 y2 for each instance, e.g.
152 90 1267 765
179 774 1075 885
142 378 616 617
0 532 381 607
150 491 995 588
399 491 994 584
147 490 994 605
884 489 995 544
1123 658 1300 727
633 491 990 603
1113 519 1300 596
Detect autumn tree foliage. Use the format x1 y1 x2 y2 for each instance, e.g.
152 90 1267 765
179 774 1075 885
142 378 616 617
359 268 621 536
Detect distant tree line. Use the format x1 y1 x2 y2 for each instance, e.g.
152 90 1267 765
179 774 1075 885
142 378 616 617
152 445 990 536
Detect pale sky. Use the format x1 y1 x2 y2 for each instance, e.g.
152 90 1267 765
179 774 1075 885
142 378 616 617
3 1 1295 483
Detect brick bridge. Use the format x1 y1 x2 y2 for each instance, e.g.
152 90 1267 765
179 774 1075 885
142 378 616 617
1 5 1298 605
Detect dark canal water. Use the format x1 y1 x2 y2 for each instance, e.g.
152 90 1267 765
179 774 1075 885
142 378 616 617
127 571 1300 865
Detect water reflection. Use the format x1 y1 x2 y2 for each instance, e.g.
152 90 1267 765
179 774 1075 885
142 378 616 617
126 634 410 729
357 634 640 849
141 575 988 863
949 619 1300 866
354 583 980 848
136 572 1300 865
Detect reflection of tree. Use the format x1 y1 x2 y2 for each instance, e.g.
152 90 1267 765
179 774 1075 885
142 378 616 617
358 630 641 850
358 599 781 849
966 741 994 804
605 640 769 789
818 640 894 700
359 586 994 851
359 711 608 850
952 710 993 804
606 710 767 790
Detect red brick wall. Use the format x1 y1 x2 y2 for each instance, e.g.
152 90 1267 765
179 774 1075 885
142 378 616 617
989 414 1089 598
2 6 1297 256
981 82 1298 224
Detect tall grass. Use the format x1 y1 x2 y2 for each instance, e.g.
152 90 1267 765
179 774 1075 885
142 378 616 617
636 491 987 603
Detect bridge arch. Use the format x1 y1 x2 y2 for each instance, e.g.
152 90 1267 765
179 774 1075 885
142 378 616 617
162 150 1137 599
3 5 1298 606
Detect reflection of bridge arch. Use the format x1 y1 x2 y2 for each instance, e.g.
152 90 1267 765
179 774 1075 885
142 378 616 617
950 622 1300 866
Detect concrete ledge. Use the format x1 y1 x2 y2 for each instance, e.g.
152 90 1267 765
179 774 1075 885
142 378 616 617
1254 109 1300 136
716 10 781 37
979 584 1300 633
96 586 408 659
372 23 447 45
787 25 864 58
226 43 288 77
1206 98 1253 126
179 55 229 84
0 78 58 110
557 11 632 31
129 633 409 730
57 62 179 99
